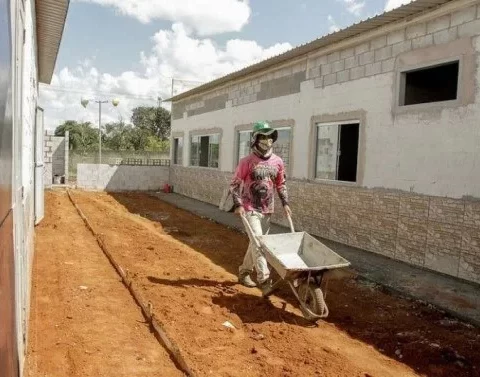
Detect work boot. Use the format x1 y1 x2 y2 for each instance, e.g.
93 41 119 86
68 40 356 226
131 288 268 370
238 271 257 288
259 279 273 297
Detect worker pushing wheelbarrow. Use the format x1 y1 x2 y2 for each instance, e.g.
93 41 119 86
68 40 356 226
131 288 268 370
230 121 350 321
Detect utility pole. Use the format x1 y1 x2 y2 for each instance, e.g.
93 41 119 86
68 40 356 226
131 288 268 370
96 100 108 164
81 98 119 165
157 96 162 138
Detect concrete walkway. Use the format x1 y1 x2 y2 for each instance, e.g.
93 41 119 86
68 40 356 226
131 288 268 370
152 192 480 327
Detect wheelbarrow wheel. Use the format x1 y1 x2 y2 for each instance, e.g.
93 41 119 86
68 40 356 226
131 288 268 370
298 282 329 321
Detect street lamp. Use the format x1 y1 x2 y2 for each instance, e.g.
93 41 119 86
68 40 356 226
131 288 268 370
81 98 119 164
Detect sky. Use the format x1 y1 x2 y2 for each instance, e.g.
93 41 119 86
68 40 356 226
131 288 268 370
39 0 412 130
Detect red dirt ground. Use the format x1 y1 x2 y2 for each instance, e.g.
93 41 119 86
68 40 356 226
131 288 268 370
24 191 183 377
27 190 480 377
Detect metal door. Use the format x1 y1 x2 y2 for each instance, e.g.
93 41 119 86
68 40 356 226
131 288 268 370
34 107 44 224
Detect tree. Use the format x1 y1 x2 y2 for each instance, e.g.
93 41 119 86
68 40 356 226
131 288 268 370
126 126 150 151
131 106 171 140
103 121 135 151
55 120 99 153
55 106 171 154
145 136 169 152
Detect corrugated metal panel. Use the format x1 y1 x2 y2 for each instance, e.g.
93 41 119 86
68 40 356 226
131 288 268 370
35 0 69 84
168 0 454 102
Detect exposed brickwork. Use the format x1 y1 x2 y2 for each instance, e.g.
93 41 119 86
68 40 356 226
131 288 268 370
173 62 307 117
458 19 480 37
406 23 427 39
450 6 476 27
173 8 479 119
43 130 69 186
170 166 480 284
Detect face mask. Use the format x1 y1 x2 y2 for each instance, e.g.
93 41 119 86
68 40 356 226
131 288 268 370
257 138 273 152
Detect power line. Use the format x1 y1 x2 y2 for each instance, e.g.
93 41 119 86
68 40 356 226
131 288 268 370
40 80 203 101
39 85 161 101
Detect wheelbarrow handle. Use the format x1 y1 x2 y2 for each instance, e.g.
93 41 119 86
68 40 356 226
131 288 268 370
240 212 295 244
286 213 295 233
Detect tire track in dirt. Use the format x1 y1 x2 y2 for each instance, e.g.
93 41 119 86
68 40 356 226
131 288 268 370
25 191 184 377
70 190 422 377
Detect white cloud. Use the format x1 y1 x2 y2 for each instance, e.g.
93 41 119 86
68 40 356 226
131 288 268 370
40 23 292 130
345 0 365 16
75 0 251 35
328 15 340 33
385 0 412 11
337 0 365 16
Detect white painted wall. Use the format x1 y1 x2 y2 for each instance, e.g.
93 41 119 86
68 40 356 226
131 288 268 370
22 0 38 248
173 94 300 173
172 36 480 200
18 0 38 370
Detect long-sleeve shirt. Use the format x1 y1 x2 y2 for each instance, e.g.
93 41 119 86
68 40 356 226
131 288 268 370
229 153 288 214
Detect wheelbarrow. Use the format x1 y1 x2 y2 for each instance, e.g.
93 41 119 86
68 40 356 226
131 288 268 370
240 214 350 322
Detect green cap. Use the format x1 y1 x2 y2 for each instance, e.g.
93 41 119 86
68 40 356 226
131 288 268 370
252 121 278 143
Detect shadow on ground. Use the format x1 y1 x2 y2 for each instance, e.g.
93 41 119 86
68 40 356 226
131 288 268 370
111 192 480 377
147 276 314 326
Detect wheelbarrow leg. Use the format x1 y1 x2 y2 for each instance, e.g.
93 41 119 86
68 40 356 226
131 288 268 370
262 278 283 298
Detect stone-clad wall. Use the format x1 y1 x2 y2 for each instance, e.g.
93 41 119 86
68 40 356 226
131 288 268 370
172 4 480 120
277 181 480 286
170 166 480 285
170 166 232 205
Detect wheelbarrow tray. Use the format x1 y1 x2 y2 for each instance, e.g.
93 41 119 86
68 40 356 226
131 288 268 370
257 231 350 280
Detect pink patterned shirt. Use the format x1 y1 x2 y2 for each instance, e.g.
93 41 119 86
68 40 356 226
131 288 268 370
229 153 289 214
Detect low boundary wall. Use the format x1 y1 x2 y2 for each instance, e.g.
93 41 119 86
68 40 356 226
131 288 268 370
77 164 169 191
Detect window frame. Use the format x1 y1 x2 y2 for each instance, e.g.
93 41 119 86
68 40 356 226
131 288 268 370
313 120 361 184
172 136 183 166
398 58 461 108
189 132 221 169
394 54 466 113
234 124 294 176
236 129 252 165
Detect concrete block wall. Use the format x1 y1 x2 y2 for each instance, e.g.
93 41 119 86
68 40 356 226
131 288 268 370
44 130 69 186
43 131 54 188
77 164 169 191
308 4 479 87
173 4 480 119
173 61 307 119
51 137 64 176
